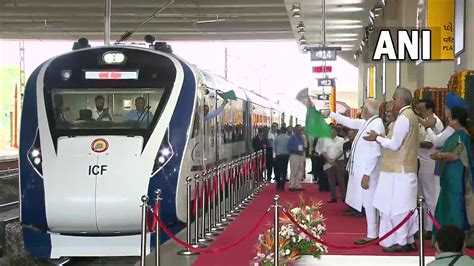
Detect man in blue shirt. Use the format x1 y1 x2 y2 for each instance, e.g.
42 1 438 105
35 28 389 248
123 97 154 126
287 124 306 191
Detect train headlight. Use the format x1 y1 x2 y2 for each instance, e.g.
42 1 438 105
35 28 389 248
102 51 126 64
31 149 40 157
27 130 43 176
33 157 42 165
152 130 174 175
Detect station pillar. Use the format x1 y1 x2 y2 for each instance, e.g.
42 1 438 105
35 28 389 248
455 0 474 72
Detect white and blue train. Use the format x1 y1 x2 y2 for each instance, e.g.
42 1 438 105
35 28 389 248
19 43 303 259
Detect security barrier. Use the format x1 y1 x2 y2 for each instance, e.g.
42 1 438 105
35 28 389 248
138 153 443 266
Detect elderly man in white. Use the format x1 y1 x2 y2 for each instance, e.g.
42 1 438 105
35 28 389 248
322 98 385 245
365 87 419 253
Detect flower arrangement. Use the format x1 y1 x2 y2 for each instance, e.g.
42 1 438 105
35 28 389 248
253 195 327 265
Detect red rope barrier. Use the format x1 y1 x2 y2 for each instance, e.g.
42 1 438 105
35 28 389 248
283 209 416 249
149 206 270 253
427 211 441 230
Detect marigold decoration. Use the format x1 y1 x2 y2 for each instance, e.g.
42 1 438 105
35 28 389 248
448 70 474 100
253 195 327 265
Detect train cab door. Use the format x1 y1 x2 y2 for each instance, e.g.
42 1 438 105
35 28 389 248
93 135 145 233
47 137 101 233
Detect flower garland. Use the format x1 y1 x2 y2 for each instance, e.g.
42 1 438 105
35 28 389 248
253 195 327 265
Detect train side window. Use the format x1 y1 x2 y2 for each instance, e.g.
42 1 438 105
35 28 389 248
191 104 200 138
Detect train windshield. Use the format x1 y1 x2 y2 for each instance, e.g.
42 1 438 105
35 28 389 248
51 89 165 131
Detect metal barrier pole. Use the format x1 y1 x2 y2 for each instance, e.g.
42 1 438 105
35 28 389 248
177 177 198 255
220 164 231 222
418 196 425 266
140 195 149 266
192 174 206 248
154 189 162 266
199 171 212 243
227 162 238 218
273 195 280 266
206 168 219 236
215 165 228 227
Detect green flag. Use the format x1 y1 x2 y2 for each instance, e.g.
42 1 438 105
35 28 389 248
305 107 332 138
217 90 237 101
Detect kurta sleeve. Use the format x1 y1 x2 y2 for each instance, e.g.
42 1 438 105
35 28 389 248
329 112 366 130
363 119 385 176
427 126 455 148
376 115 410 151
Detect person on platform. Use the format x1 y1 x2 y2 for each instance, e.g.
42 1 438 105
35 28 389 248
321 125 346 202
417 99 444 134
415 99 444 239
428 225 474 266
287 124 306 191
252 128 265 152
364 87 419 252
323 98 385 244
265 122 278 181
92 95 113 121
274 127 290 191
430 106 474 245
123 97 153 124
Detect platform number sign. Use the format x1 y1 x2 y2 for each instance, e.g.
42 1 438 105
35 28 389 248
310 47 341 61
317 94 330 101
317 78 335 87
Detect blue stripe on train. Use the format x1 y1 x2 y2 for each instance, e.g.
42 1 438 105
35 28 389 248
20 64 52 258
148 58 196 246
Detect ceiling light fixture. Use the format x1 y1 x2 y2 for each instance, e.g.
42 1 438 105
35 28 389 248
299 36 306 42
297 28 305 34
292 11 302 18
296 21 305 30
291 3 301 12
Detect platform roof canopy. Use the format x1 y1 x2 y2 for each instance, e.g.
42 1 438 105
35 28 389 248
0 0 383 55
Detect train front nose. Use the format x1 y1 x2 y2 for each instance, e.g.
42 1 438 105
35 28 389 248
45 136 148 234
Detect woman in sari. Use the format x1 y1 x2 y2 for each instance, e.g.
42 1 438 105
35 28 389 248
430 106 474 244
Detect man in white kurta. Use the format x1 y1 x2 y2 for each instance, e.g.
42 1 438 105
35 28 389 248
416 99 445 236
323 98 385 245
365 87 419 252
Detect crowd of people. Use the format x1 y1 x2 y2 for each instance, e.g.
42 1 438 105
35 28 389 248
255 87 474 262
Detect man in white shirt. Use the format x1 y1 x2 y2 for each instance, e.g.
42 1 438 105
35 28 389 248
322 125 346 203
365 87 419 252
265 123 278 181
415 99 444 238
92 95 112 121
323 98 385 244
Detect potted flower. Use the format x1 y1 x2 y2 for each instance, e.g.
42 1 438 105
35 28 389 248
253 195 327 265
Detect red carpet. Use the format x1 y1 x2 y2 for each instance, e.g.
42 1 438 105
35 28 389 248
193 183 469 266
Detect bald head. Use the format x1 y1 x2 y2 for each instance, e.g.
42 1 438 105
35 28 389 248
393 87 412 113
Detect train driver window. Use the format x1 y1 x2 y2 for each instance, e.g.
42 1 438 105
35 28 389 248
50 89 165 130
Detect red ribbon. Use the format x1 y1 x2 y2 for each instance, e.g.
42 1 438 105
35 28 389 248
283 209 416 250
427 211 441 230
151 207 270 253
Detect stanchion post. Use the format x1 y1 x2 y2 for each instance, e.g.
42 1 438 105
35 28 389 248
215 165 228 227
199 171 212 243
273 195 280 266
192 174 207 248
177 177 198 255
140 195 149 266
417 196 425 266
154 189 161 266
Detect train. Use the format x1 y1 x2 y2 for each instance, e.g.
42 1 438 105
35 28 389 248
19 41 304 259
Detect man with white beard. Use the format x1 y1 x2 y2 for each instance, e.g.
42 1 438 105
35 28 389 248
415 99 444 239
322 98 385 245
365 87 419 252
